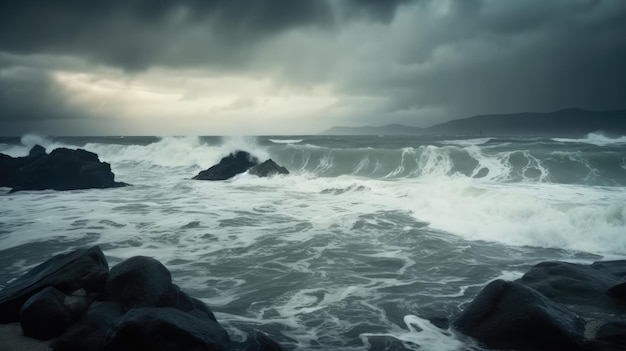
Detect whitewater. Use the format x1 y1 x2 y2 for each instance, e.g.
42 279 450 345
1 134 626 350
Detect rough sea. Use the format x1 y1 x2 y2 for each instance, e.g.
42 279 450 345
1 133 626 350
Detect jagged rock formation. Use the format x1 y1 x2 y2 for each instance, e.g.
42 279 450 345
0 145 128 192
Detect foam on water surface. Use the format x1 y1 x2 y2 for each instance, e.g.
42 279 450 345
1 134 624 350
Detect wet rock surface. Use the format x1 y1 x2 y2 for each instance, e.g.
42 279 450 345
0 246 285 351
455 260 626 351
0 145 128 192
193 151 289 180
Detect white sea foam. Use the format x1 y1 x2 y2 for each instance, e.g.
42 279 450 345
82 136 271 172
440 137 493 146
21 134 54 149
269 139 303 144
361 315 465 351
0 134 68 157
2 134 625 351
554 132 626 146
396 180 626 254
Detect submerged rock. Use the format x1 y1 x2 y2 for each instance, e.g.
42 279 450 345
0 145 128 192
454 260 626 351
193 150 259 180
249 159 289 177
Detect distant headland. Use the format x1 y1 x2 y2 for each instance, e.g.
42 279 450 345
320 108 626 137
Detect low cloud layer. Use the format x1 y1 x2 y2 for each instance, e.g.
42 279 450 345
1 0 624 135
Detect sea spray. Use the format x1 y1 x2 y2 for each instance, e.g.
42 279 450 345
2 134 626 351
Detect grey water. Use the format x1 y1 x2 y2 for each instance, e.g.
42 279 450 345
1 133 625 350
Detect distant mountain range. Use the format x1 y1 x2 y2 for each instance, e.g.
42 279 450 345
320 109 626 137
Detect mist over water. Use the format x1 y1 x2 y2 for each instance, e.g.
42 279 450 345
1 134 625 350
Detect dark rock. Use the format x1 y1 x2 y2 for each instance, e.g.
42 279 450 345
63 289 92 316
521 261 626 316
1 146 127 192
0 153 16 186
248 159 289 177
106 256 175 311
52 301 124 351
20 286 74 340
170 284 217 322
606 277 626 301
101 307 231 351
29 145 47 157
0 246 109 323
455 260 626 351
193 151 259 180
454 279 586 351
239 330 285 351
594 321 626 348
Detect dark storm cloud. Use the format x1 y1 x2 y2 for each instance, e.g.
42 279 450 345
336 0 626 125
344 0 414 22
0 67 78 121
0 0 624 134
0 0 335 71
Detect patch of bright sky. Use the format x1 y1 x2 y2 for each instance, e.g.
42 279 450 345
52 68 341 135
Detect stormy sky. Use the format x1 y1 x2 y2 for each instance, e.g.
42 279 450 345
1 0 625 135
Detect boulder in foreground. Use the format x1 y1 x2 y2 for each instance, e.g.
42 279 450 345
0 246 108 324
454 260 626 351
0 246 285 351
0 145 128 192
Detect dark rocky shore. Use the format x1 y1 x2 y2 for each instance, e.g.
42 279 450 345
0 247 283 351
3 247 625 351
0 145 127 193
454 260 626 351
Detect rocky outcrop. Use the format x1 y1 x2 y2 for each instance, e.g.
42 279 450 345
249 159 289 177
193 151 259 180
193 151 289 180
0 247 285 351
0 145 128 192
454 260 626 351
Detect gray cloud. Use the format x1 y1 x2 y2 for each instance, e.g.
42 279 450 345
0 67 77 121
330 0 626 125
0 0 335 71
0 0 624 134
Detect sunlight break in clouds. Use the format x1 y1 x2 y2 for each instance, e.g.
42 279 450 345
51 69 339 135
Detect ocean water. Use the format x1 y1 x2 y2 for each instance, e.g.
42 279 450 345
1 133 626 350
